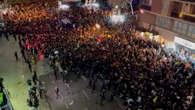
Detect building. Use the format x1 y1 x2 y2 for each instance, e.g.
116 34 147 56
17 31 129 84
138 0 195 61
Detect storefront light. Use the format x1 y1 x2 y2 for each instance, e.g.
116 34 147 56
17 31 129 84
174 37 195 50
149 33 153 40
162 44 165 48
59 4 70 10
140 32 144 37
95 23 100 29
91 3 99 8
110 14 126 24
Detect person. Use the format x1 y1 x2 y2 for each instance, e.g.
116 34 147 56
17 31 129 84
26 80 32 90
28 61 32 73
14 51 18 61
109 90 115 102
32 71 38 85
32 95 39 110
27 98 33 107
55 87 59 99
91 74 97 93
0 78 4 89
4 29 9 41
53 67 58 80
87 76 93 88
37 80 44 98
61 70 68 83
13 33 17 41
100 88 106 105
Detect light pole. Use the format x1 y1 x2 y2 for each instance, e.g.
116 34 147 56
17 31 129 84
127 0 134 15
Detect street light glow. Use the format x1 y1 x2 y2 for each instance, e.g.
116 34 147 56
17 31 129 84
91 3 100 8
59 4 70 10
110 15 126 24
95 23 100 29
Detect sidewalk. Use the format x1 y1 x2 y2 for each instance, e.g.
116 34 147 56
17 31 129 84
0 37 50 110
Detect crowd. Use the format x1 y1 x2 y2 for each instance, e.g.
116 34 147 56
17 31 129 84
26 71 44 110
1 1 195 110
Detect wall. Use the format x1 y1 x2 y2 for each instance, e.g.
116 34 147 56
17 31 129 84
151 0 163 14
138 12 156 25
107 0 128 8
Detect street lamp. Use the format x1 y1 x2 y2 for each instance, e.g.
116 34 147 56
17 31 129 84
95 23 101 29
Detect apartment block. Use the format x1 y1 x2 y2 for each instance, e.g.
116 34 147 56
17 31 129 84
138 0 195 60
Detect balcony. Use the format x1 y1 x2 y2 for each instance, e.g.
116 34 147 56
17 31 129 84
182 0 195 2
140 4 151 11
170 1 195 23
172 0 195 4
170 12 195 23
139 9 195 42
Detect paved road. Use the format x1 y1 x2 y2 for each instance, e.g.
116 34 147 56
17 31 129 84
0 36 122 110
40 72 122 110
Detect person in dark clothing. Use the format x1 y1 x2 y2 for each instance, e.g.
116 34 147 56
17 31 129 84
91 80 96 93
32 96 39 110
61 70 68 83
0 78 4 89
4 30 9 41
91 74 98 93
13 33 17 41
54 67 58 80
55 87 60 99
32 71 38 85
110 91 115 101
87 77 93 88
37 80 44 98
27 61 32 73
100 88 106 105
21 49 27 63
0 29 2 39
14 51 18 61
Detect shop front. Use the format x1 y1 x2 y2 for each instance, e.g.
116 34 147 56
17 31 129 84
174 36 195 62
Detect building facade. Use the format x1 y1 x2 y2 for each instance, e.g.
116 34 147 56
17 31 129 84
138 0 195 61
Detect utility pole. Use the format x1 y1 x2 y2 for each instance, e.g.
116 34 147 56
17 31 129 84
128 0 134 15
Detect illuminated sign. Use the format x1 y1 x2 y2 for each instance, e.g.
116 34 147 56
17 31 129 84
174 36 195 50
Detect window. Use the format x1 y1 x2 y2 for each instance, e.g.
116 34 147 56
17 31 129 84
141 0 152 10
156 16 170 29
181 23 188 34
142 0 152 6
173 21 195 38
173 21 188 34
188 25 195 38
163 2 168 11
173 21 178 32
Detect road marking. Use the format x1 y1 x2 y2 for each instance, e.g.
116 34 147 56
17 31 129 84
82 90 90 100
69 100 74 105
84 108 88 110
116 101 124 110
65 103 69 109
81 75 87 81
